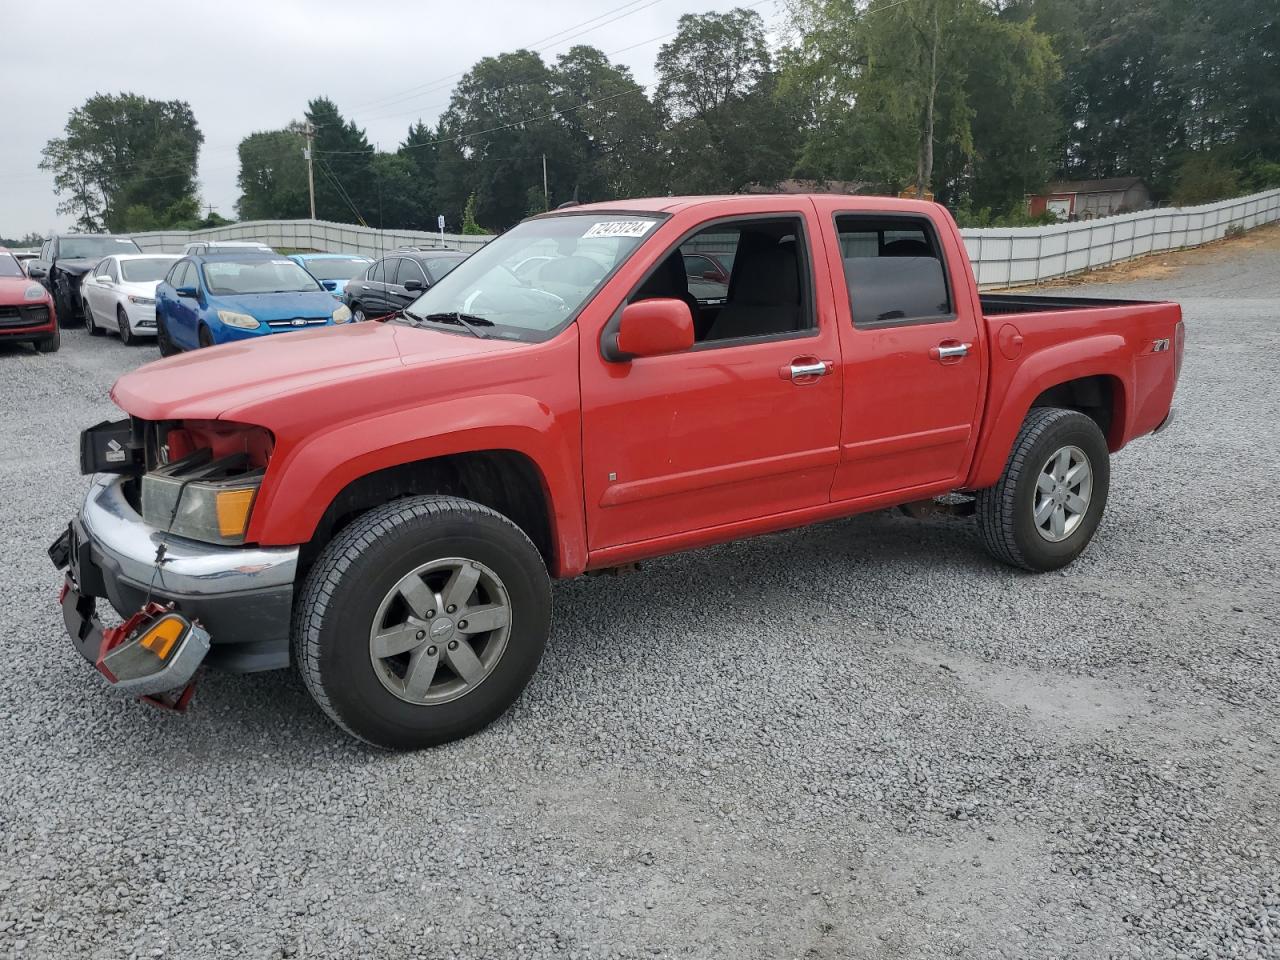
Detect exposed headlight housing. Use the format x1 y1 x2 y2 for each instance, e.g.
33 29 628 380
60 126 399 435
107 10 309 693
217 309 261 330
331 304 352 324
24 284 45 301
141 450 264 545
128 295 156 305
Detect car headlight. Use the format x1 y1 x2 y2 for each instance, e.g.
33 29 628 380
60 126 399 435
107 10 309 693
142 466 264 545
128 295 156 305
24 284 44 301
217 309 261 330
331 304 352 324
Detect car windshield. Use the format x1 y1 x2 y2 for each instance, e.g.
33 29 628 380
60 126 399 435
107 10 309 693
305 257 371 281
60 236 141 259
120 258 176 283
404 214 660 340
0 254 23 278
202 258 321 295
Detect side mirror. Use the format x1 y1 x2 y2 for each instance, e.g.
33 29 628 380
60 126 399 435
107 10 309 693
26 265 45 279
175 286 198 299
403 278 425 292
608 298 694 361
321 280 338 291
96 274 111 282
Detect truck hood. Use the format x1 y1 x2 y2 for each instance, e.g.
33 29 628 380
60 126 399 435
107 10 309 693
110 320 526 421
53 259 98 277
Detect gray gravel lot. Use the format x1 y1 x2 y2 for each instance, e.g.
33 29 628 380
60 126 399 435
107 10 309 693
2 236 1278 960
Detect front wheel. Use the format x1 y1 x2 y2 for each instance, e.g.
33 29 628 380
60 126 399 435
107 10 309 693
116 306 135 345
976 407 1110 572
197 324 215 348
351 303 367 323
34 328 60 353
292 496 551 749
156 313 179 356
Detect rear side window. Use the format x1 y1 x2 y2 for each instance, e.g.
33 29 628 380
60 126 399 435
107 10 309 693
836 216 952 328
368 260 386 283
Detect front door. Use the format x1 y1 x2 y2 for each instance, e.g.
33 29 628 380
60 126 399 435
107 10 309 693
580 211 844 551
823 211 984 502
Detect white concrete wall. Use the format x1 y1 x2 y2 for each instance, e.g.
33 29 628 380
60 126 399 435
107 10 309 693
130 187 1280 290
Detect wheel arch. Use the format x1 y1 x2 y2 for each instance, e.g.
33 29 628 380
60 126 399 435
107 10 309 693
967 335 1132 491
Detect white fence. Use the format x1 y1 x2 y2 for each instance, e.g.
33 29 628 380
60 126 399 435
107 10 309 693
131 188 1280 288
130 219 492 257
962 187 1280 288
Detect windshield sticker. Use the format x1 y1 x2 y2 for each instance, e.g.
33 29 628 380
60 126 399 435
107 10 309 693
582 220 655 239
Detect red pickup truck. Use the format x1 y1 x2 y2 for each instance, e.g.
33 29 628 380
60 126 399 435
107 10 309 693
51 195 1182 749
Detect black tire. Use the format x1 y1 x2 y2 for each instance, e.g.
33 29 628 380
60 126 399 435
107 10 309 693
116 307 135 345
292 495 552 749
85 300 104 336
156 313 179 356
975 407 1110 572
197 324 214 348
34 328 60 353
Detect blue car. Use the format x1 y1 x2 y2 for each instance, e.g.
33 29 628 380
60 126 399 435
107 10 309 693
154 253 352 354
287 253 374 299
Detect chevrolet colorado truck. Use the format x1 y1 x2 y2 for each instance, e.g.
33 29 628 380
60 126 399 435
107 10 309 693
50 195 1183 749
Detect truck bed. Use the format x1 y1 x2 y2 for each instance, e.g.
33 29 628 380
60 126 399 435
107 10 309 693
979 292 1163 316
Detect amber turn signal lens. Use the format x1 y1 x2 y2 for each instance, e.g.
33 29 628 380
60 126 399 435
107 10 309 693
215 488 256 538
138 615 188 661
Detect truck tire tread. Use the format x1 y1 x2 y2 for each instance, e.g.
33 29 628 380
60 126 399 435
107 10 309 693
291 494 549 748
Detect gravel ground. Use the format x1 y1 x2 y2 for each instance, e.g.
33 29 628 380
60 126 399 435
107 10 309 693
2 237 1278 960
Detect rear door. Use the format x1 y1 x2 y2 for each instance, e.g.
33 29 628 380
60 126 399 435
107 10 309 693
388 257 424 309
821 207 984 501
362 259 389 314
579 205 844 551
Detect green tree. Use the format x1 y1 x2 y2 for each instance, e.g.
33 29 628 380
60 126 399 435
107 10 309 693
306 98 376 223
398 121 441 227
235 127 310 220
40 93 203 232
437 51 575 229
552 45 662 200
655 9 798 193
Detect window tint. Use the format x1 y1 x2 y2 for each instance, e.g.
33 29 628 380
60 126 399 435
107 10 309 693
368 259 386 283
393 258 426 286
633 217 812 345
172 261 194 288
835 216 951 328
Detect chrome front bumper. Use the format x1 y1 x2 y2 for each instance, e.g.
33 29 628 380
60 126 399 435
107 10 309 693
62 474 299 672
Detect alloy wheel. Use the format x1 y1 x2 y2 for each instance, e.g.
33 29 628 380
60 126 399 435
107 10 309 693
1033 445 1093 542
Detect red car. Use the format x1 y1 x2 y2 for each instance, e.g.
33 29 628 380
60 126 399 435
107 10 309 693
52 195 1181 748
0 248 58 352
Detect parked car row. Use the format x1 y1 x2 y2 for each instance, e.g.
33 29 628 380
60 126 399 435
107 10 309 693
8 231 472 357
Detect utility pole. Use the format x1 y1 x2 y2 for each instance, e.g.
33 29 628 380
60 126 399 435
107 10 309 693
303 122 317 221
542 154 549 211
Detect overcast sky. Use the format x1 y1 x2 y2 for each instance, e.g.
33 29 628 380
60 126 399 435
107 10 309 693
1 0 774 237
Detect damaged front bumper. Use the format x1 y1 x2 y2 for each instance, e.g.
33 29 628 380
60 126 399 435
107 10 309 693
50 474 299 679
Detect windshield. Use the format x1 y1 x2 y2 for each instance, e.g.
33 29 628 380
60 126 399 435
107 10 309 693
202 258 322 295
304 257 372 281
0 254 22 278
120 258 176 283
404 214 661 340
60 236 141 259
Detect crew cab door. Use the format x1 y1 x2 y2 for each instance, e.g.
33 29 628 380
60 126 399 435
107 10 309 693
820 207 984 501
580 206 843 551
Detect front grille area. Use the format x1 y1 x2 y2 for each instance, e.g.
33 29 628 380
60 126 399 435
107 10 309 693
0 305 51 329
264 317 328 329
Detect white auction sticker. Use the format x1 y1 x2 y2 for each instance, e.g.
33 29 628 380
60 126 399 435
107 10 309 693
582 220 655 239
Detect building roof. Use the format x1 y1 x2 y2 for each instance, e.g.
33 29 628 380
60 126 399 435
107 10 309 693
1043 177 1146 196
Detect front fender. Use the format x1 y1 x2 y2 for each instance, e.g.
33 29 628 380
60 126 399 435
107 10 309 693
247 393 586 576
966 334 1132 491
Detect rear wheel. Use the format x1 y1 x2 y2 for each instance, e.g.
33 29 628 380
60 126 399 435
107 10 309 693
116 307 135 345
197 324 214 348
976 407 1111 571
292 495 551 750
85 299 104 336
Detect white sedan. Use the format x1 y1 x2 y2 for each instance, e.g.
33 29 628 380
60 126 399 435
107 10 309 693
81 254 180 345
